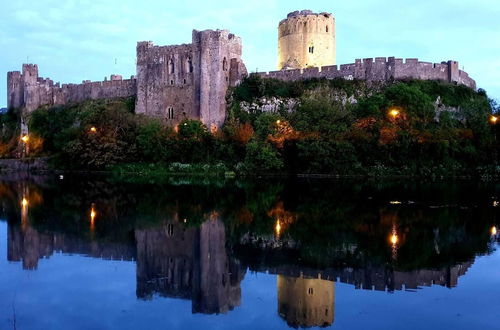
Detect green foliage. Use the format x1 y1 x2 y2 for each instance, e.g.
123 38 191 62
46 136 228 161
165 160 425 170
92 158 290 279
22 79 498 177
243 140 283 172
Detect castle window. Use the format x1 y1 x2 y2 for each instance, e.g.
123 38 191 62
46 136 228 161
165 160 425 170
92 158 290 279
308 287 314 295
222 57 228 71
167 107 174 120
167 223 174 236
308 46 314 54
170 80 174 85
326 25 329 33
186 57 193 73
183 79 186 84
168 59 175 74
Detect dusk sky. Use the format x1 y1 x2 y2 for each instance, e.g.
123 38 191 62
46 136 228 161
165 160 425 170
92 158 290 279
1 0 499 108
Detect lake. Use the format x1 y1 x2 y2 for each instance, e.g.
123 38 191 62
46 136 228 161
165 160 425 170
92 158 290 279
0 175 499 330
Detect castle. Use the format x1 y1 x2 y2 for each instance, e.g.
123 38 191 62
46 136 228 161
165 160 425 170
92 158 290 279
6 10 476 130
7 29 247 130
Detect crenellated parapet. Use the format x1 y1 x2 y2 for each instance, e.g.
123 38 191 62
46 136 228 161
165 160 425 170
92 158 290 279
7 64 136 113
257 57 477 90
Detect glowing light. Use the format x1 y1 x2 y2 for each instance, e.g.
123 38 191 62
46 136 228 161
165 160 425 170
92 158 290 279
490 115 498 124
21 135 29 143
21 197 28 207
390 201 402 205
89 126 97 133
183 218 187 223
90 204 97 232
275 220 282 237
390 233 399 245
389 109 400 118
494 201 499 207
276 120 281 125
491 226 497 236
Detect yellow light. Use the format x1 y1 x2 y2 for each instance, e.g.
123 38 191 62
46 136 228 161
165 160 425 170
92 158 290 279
21 135 29 143
389 109 400 118
492 226 497 236
90 208 96 221
390 201 402 205
275 220 281 236
390 233 399 245
276 120 281 125
21 197 28 207
90 126 97 133
490 116 498 124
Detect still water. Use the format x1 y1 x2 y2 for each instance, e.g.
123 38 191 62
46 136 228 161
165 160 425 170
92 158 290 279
0 175 499 330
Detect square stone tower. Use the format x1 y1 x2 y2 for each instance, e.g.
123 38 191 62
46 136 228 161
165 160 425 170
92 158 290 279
135 29 247 130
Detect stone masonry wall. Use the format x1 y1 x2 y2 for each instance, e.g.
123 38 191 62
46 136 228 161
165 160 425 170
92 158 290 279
7 64 136 112
135 29 247 130
257 57 476 90
278 10 336 70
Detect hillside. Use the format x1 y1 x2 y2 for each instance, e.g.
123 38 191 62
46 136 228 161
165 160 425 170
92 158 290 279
0 76 498 177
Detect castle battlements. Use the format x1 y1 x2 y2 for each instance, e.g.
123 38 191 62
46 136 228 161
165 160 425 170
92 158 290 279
257 57 476 89
6 14 477 127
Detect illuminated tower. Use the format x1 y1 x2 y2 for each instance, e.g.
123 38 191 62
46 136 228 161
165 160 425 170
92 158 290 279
277 10 336 70
277 275 335 328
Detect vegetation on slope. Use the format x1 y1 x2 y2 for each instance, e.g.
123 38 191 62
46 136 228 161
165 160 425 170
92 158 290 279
0 76 498 177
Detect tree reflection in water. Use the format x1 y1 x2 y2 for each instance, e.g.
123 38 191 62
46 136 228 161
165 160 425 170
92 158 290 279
0 176 498 328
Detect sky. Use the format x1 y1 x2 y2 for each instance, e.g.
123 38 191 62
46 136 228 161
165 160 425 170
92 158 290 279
1 0 499 108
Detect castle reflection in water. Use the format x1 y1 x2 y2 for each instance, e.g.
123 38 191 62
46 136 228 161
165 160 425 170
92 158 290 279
2 178 497 328
6 218 474 328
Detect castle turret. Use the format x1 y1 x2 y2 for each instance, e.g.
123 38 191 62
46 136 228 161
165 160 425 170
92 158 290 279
278 10 336 70
277 275 335 328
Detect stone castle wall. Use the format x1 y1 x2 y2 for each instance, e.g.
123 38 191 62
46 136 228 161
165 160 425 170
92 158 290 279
6 29 247 129
7 64 136 112
257 57 476 90
135 30 246 129
278 10 336 70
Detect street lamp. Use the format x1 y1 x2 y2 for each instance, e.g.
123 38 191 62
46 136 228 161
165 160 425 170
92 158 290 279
21 135 29 143
89 126 97 133
490 115 498 124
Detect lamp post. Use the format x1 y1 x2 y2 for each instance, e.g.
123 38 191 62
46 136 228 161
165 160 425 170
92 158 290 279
20 134 29 158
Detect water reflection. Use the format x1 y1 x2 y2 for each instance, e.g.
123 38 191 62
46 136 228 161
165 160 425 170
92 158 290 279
1 177 498 327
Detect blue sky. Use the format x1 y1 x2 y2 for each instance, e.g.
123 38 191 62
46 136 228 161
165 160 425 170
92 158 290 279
1 0 499 108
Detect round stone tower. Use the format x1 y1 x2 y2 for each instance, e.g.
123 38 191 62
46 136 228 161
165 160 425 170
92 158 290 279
277 10 336 70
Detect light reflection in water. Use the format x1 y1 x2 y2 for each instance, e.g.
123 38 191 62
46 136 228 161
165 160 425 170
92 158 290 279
275 220 282 237
90 203 97 233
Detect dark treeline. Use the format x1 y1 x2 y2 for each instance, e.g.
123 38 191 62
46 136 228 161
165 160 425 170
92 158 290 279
1 177 498 270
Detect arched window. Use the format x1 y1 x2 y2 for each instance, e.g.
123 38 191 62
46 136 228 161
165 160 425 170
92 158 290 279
308 287 314 295
326 25 329 33
186 57 193 73
168 59 175 74
222 57 228 71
